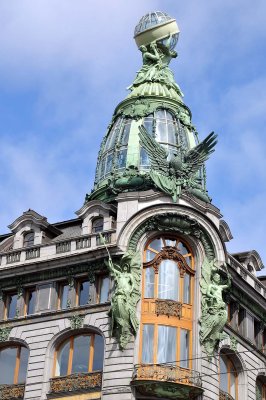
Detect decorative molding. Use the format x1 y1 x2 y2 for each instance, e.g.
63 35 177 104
0 327 12 341
230 336 238 352
69 315 84 330
155 299 182 318
128 212 214 260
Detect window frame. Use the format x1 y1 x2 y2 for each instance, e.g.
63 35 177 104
23 231 35 248
219 353 238 399
53 333 103 377
0 345 29 384
24 287 37 316
57 281 70 310
4 292 18 320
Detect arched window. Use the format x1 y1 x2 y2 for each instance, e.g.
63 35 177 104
219 353 238 399
257 377 266 400
140 235 194 368
92 217 104 234
54 334 104 377
24 232 34 247
0 345 29 385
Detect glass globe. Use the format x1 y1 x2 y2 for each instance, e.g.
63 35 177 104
134 11 179 50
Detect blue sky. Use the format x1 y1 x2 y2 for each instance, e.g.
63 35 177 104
0 1 265 271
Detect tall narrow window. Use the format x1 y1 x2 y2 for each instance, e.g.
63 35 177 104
57 282 70 310
98 276 110 303
219 353 238 399
25 288 36 315
5 293 18 319
76 280 91 306
140 235 194 370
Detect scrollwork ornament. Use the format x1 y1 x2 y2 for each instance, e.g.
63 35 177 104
69 314 84 330
0 327 12 342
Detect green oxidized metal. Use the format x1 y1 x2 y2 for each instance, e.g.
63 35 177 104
86 23 216 204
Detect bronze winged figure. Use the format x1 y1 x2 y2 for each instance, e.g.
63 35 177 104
138 125 217 202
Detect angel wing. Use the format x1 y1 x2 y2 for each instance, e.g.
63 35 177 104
138 125 169 174
184 132 217 177
127 251 142 334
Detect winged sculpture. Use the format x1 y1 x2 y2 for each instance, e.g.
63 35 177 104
200 257 231 357
138 125 217 202
106 251 141 350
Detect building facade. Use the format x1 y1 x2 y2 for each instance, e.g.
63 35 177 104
0 11 266 400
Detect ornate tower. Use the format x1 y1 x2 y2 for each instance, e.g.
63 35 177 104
0 11 265 400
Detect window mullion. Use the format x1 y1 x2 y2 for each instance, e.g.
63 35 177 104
68 337 74 375
89 335 95 372
14 346 21 384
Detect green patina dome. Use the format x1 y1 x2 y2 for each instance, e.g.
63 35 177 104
86 12 215 204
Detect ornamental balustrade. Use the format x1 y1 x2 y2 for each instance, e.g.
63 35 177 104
0 230 116 267
0 384 25 399
50 372 102 394
133 364 202 387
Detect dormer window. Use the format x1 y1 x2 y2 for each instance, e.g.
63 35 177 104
24 232 34 247
92 217 104 234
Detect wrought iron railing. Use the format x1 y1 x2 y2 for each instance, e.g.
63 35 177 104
0 384 25 399
133 364 202 387
50 371 102 394
219 389 235 400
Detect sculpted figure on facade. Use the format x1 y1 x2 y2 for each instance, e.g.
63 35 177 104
138 125 217 202
200 257 231 357
106 251 141 349
128 35 183 97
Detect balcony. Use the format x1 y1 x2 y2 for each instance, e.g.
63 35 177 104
132 364 203 399
49 372 102 395
0 384 25 399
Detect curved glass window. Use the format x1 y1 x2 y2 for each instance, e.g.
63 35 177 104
219 354 238 399
0 345 29 384
55 334 104 376
92 217 104 233
140 235 194 369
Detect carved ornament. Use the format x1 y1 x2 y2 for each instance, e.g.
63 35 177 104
155 299 182 318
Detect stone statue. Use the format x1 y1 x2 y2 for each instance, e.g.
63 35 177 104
138 125 217 202
200 258 231 357
106 251 141 349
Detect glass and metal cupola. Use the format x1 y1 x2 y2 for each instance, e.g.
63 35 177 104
87 12 216 204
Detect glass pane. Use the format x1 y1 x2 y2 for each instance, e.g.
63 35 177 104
168 123 176 144
177 242 189 255
165 238 176 247
183 274 191 304
143 119 153 135
157 325 176 363
140 147 150 167
79 281 90 306
142 324 154 363
219 355 228 392
180 329 190 368
99 277 110 303
156 121 167 142
60 284 69 309
121 122 131 145
24 232 34 247
230 369 236 398
7 294 17 319
156 109 165 119
57 340 70 376
0 347 17 384
27 290 36 315
93 335 104 371
18 347 29 383
165 111 174 122
117 149 127 169
158 260 179 301
105 154 113 175
144 268 155 298
145 249 156 261
149 238 163 252
92 218 104 233
246 312 254 342
72 336 90 373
